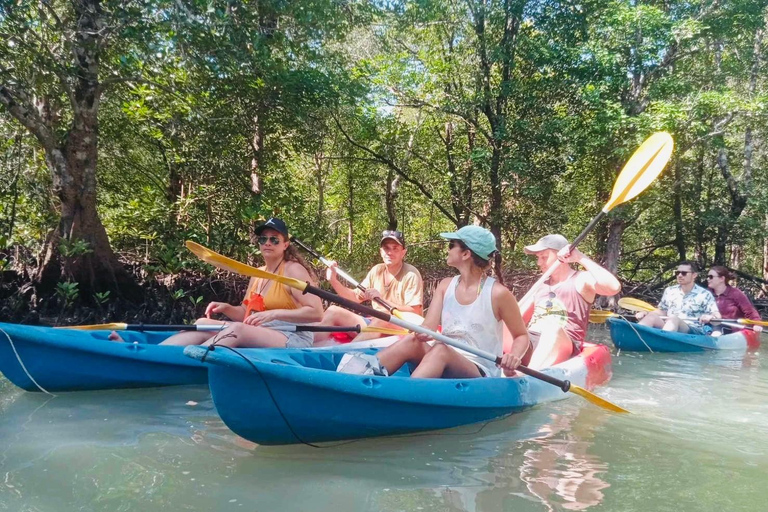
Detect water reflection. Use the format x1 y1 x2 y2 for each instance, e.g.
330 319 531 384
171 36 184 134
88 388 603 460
516 410 609 511
3 328 768 512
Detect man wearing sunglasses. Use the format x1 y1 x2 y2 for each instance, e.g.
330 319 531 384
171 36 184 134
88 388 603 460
521 234 621 369
314 230 424 342
636 261 720 333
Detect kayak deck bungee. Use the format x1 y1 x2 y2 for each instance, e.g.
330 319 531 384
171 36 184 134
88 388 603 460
184 342 613 445
607 317 760 352
0 322 401 392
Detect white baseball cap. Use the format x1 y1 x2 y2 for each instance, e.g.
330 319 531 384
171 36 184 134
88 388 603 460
523 234 569 254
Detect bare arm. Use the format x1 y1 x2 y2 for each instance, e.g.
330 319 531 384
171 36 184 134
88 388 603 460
278 262 324 322
326 262 364 303
558 246 621 301
493 283 529 359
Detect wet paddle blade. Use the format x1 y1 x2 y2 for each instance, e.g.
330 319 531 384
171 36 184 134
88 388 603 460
617 297 656 313
186 241 309 292
589 310 617 324
569 384 630 414
739 318 768 327
57 323 128 330
605 132 674 212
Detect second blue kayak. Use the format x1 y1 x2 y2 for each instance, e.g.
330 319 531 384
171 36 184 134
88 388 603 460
607 317 759 352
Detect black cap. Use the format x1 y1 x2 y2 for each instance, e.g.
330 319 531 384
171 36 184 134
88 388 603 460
255 218 288 237
380 229 405 247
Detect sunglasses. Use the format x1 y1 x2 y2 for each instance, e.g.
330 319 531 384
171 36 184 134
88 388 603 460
448 240 466 250
257 235 282 246
706 274 719 280
674 270 691 276
382 229 403 238
545 291 556 309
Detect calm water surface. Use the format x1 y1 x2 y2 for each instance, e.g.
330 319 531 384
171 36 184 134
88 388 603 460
1 326 767 511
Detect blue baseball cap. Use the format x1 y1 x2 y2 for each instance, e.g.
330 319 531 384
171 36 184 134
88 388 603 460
255 217 288 237
440 225 497 260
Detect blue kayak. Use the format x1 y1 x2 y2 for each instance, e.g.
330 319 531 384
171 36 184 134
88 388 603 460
607 317 760 352
184 342 613 445
0 322 209 391
0 322 403 392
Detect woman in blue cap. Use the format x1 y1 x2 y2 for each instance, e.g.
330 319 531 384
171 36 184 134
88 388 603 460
339 225 530 378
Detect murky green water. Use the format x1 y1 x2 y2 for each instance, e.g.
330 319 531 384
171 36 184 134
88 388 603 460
2 326 767 511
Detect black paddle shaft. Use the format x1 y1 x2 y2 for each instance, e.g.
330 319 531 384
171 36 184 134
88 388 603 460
291 237 399 314
301 281 572 393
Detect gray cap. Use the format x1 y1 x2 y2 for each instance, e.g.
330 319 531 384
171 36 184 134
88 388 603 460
523 234 569 254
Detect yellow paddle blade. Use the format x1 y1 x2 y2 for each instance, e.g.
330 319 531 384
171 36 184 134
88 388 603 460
57 323 128 330
589 310 618 324
186 241 309 292
605 132 674 212
392 310 425 325
361 326 409 335
739 318 768 327
569 384 630 414
617 297 656 313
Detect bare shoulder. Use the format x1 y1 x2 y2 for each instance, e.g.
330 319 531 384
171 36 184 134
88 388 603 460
491 280 515 300
435 276 454 293
284 261 311 280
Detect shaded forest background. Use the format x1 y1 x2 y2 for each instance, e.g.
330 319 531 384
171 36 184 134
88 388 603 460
1 0 767 324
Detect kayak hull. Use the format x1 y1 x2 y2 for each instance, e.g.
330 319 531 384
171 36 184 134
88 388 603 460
0 322 208 391
185 342 613 445
607 317 760 352
0 322 402 392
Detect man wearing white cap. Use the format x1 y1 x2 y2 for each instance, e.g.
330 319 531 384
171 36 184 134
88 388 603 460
519 234 621 368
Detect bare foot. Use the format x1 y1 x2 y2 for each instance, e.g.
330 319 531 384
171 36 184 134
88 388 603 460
108 331 125 342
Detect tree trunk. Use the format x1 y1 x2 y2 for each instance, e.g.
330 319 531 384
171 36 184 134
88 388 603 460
347 167 354 255
763 215 768 296
672 160 687 260
385 168 399 230
247 115 265 264
603 218 625 274
1 0 141 301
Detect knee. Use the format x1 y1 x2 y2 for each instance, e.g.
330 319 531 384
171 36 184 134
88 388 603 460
423 343 451 361
323 306 343 321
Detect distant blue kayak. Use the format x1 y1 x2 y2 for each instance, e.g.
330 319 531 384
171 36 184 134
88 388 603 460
0 322 403 392
0 322 208 391
607 317 759 352
184 343 614 445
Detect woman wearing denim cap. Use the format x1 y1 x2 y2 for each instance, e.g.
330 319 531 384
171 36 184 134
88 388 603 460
340 225 529 378
153 218 324 348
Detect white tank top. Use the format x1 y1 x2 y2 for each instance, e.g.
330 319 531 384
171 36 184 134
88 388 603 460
441 275 503 377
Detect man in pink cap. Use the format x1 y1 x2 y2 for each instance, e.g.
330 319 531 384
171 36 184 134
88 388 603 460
518 234 621 368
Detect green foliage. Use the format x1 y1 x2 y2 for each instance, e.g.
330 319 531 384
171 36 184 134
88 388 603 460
56 281 80 310
2 0 768 295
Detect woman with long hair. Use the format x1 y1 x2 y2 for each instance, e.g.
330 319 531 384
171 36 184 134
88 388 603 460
706 265 763 333
338 225 529 378
155 218 323 348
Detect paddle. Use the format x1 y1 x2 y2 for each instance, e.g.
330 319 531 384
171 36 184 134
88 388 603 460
291 237 425 325
518 132 674 312
186 240 629 414
589 310 620 323
617 297 656 313
57 323 408 335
